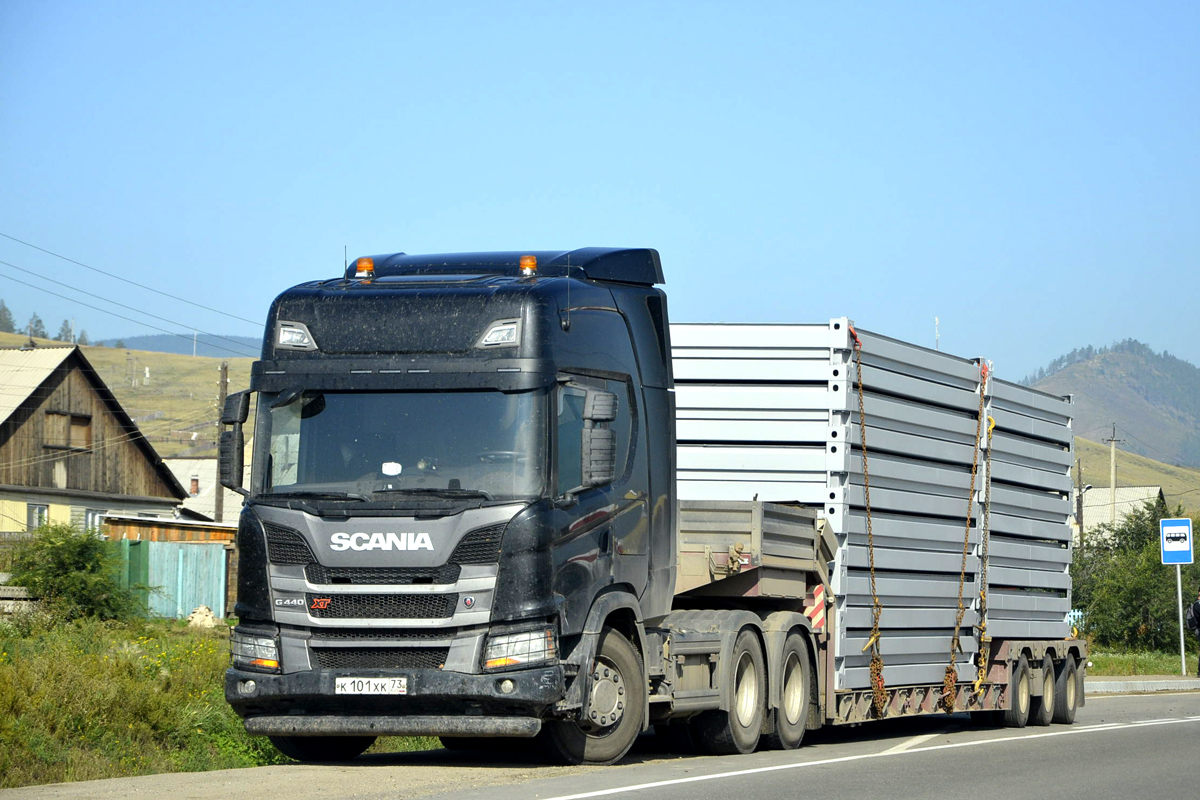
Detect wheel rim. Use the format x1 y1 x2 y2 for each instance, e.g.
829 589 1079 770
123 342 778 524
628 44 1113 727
734 650 759 727
1042 667 1054 710
1065 667 1077 709
584 656 626 732
1018 669 1030 714
781 651 804 725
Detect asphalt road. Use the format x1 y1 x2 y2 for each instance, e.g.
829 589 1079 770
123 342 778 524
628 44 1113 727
3 692 1197 800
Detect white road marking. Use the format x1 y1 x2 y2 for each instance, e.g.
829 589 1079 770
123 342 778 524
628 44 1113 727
881 732 941 754
538 715 1200 800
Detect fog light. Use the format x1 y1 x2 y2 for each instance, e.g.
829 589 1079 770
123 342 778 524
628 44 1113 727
239 680 257 694
498 679 516 694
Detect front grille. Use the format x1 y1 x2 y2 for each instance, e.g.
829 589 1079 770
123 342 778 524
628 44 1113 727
450 524 506 565
313 647 450 670
265 524 315 565
306 564 461 585
306 593 458 619
309 628 453 642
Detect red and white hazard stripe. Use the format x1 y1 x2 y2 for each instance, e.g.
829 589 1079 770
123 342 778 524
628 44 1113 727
804 583 826 631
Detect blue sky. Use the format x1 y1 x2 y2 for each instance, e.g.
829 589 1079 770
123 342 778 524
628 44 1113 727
1 1 1197 378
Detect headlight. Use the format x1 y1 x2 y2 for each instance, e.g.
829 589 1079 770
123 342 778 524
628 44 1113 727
483 626 556 671
230 628 281 673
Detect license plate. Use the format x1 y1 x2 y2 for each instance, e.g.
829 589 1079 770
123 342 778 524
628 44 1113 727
335 676 408 695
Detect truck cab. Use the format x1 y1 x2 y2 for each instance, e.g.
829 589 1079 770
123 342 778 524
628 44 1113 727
222 248 675 763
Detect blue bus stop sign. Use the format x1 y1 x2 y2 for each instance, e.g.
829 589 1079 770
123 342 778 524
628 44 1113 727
1160 518 1193 565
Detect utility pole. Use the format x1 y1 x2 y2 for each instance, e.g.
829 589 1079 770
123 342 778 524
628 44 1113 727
1104 423 1125 525
1075 459 1085 544
215 361 228 523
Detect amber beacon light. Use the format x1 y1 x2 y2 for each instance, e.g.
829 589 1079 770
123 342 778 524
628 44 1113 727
354 257 375 278
519 254 537 276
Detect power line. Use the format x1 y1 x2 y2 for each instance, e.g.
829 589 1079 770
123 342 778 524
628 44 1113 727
0 230 260 326
0 269 257 358
0 258 258 357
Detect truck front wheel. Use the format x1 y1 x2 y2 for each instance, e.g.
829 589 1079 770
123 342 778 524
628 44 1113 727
268 735 376 762
542 627 645 765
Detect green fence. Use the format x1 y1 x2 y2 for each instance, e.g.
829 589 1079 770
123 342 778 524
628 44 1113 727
118 540 228 619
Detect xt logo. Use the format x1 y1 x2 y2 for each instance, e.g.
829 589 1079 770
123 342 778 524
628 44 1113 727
309 597 332 610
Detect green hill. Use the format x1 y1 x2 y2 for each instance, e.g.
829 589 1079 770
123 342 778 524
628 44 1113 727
1033 340 1200 469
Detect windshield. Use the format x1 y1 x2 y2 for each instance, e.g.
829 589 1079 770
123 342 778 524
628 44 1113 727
256 389 546 503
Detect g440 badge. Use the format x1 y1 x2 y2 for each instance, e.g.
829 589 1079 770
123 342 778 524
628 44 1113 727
275 598 305 607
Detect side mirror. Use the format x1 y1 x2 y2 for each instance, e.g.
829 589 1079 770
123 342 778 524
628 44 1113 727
219 429 246 493
219 390 250 495
222 391 250 425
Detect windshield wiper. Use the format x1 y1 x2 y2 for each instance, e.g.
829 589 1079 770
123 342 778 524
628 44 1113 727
371 488 494 501
263 490 369 502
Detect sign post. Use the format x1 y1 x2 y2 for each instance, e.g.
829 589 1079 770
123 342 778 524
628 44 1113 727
1160 518 1194 676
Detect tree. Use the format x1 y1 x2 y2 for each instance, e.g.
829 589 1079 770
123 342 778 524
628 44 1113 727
55 319 73 342
76 329 90 346
1073 497 1200 651
27 312 47 339
10 523 144 621
113 339 126 349
0 299 14 333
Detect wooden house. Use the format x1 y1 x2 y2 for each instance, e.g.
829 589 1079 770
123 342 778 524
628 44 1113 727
0 344 188 532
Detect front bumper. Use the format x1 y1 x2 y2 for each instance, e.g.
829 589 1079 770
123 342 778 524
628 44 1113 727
226 663 564 736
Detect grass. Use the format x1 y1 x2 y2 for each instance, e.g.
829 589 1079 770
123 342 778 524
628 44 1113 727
0 614 438 789
1086 649 1200 677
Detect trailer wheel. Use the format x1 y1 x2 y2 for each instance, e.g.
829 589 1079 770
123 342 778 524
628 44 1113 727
1031 655 1055 726
542 627 645 765
692 629 765 755
764 632 810 750
1003 654 1031 728
267 735 375 762
1052 658 1080 724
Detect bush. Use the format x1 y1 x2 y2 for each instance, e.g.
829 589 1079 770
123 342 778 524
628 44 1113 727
1073 498 1200 651
9 523 143 621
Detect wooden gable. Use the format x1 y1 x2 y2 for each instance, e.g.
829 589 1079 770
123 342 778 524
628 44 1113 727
0 347 186 501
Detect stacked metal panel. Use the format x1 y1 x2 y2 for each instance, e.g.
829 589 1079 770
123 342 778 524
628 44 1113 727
671 321 1073 692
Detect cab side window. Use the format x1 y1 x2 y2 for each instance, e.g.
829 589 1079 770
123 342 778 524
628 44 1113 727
557 385 586 495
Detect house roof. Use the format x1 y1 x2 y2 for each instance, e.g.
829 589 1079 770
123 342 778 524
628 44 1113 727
0 345 74 423
0 344 188 501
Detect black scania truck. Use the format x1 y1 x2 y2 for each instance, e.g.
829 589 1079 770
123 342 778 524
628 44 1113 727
222 248 1085 765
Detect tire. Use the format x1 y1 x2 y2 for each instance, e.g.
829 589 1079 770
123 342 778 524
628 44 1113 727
1030 655 1055 727
764 632 810 750
1003 654 1031 728
268 735 376 762
541 627 646 765
1052 657 1079 725
692 629 766 755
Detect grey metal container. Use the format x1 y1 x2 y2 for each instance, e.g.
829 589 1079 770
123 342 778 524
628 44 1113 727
671 320 1074 692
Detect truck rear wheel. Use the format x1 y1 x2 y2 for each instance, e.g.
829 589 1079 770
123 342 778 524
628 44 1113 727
764 632 810 750
1003 654 1031 728
268 735 376 762
692 629 765 755
1052 657 1080 724
1030 655 1055 726
542 627 645 765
